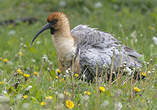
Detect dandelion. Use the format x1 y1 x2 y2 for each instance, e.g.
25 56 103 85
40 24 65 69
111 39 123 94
99 86 105 93
42 54 48 62
18 51 23 56
60 78 65 81
40 102 46 106
84 91 91 96
45 96 53 100
65 100 74 109
3 58 8 63
17 68 23 74
114 102 122 110
74 73 79 77
23 74 30 78
134 87 141 92
59 0 67 7
152 36 157 45
0 81 4 85
141 72 146 77
36 41 41 45
94 2 102 8
33 72 39 76
148 26 154 31
8 30 16 35
58 93 64 99
23 95 28 99
0 57 2 61
56 76 58 79
25 85 32 91
56 69 61 74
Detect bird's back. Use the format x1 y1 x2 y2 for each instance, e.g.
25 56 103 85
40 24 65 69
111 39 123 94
71 25 142 81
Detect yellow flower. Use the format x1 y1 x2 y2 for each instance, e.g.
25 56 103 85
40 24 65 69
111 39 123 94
74 73 79 77
84 91 91 96
18 51 23 56
40 102 46 106
0 81 4 85
45 96 53 100
99 86 105 93
23 95 28 99
148 26 154 30
3 58 8 63
141 72 146 77
9 24 13 28
60 78 65 81
56 69 61 73
65 100 74 109
0 57 2 61
56 76 58 79
33 72 39 76
134 87 141 92
23 74 30 78
17 68 23 74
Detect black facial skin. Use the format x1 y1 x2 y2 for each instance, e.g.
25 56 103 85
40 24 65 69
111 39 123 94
50 28 56 34
30 19 58 47
49 19 58 34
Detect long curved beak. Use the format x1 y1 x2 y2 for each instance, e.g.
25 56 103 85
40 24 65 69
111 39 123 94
30 23 51 47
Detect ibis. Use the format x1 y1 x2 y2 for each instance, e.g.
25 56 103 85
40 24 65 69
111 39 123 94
31 12 142 82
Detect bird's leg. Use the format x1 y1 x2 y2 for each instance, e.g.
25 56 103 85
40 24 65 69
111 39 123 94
73 57 80 74
58 57 65 73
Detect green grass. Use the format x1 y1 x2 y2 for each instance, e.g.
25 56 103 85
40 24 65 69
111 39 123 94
0 0 157 110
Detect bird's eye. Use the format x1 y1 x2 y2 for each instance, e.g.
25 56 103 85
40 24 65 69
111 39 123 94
49 19 58 25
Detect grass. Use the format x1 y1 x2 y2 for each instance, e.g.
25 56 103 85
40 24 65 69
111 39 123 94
0 0 157 110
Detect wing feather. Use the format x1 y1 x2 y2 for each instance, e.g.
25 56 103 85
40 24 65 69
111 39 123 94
71 25 142 81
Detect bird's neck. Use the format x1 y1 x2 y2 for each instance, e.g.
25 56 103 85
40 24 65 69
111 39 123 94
52 30 76 62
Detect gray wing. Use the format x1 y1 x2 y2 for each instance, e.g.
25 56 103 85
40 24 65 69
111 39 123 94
71 25 142 80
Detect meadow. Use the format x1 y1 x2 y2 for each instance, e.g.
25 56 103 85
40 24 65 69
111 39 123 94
0 0 157 110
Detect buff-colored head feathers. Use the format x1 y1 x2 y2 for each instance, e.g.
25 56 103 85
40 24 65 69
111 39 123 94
47 12 70 32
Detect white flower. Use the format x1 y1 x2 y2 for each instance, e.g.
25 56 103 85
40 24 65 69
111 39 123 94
8 30 16 35
131 31 136 39
147 71 151 74
131 31 138 42
58 93 64 99
25 85 32 91
124 67 132 76
2 90 7 95
59 1 66 7
42 54 48 62
101 100 109 108
119 24 122 28
65 68 71 74
32 59 36 63
152 36 157 45
36 41 41 45
114 102 122 110
81 95 89 101
94 2 102 8
55 91 58 95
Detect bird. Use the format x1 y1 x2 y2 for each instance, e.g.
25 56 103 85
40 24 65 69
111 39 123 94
31 12 142 82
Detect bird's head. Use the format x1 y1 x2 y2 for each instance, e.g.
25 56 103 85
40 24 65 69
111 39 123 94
30 12 70 46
